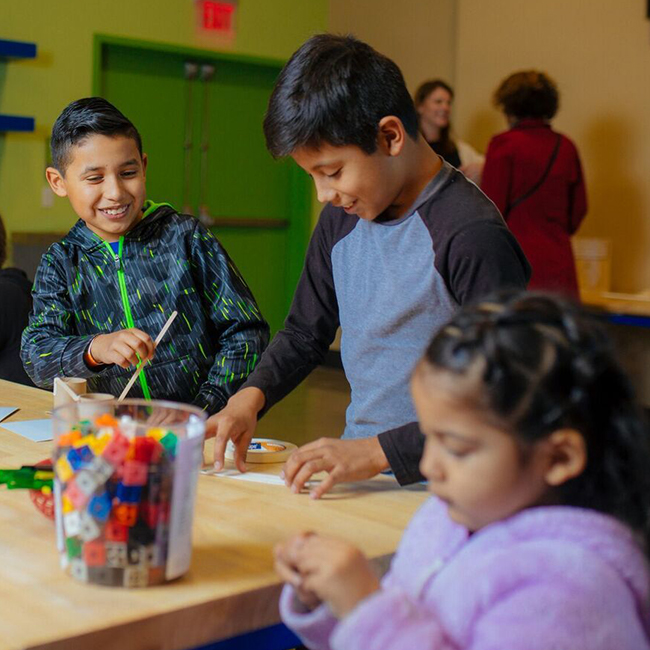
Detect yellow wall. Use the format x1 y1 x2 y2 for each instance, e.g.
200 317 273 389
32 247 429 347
329 0 456 95
454 0 650 293
0 0 327 257
5 1 650 293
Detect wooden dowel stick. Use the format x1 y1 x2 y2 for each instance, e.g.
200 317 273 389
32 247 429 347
118 311 178 402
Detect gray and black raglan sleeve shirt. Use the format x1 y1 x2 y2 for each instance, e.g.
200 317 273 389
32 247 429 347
242 162 530 485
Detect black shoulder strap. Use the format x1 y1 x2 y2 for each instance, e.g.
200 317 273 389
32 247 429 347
504 134 562 218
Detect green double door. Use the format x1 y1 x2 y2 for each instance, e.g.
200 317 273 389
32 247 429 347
96 36 311 334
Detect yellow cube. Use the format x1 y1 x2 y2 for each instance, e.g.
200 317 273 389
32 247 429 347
55 456 74 483
147 427 166 441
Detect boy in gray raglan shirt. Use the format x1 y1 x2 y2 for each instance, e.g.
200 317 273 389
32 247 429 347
205 34 530 498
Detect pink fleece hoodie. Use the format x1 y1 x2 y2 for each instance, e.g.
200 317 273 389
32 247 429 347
280 497 650 649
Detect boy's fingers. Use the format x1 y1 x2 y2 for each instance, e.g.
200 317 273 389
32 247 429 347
131 328 154 344
290 458 329 494
212 419 232 469
204 414 218 440
282 449 305 486
233 433 251 473
130 329 156 358
309 473 336 500
123 333 155 361
283 444 322 486
113 342 138 367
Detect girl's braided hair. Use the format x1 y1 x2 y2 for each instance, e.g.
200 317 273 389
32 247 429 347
424 291 650 544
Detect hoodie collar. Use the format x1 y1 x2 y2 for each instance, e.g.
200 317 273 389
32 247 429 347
63 200 176 251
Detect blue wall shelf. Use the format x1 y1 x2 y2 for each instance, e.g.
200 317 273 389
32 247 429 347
0 38 37 59
0 38 37 132
0 115 35 132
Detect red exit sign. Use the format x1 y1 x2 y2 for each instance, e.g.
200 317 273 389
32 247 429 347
199 1 236 33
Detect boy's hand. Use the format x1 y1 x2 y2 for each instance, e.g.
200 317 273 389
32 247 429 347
282 437 390 499
90 329 155 369
276 533 380 618
206 387 266 472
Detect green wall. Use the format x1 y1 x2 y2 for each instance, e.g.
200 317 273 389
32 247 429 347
0 0 328 259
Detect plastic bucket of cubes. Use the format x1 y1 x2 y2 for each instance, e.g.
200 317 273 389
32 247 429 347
51 399 206 588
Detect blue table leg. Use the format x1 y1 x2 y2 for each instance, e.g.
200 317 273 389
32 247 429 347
190 623 301 650
608 314 650 328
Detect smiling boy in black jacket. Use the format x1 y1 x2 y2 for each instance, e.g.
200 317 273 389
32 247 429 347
21 98 269 412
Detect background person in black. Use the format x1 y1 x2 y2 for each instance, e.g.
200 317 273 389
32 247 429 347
0 212 34 386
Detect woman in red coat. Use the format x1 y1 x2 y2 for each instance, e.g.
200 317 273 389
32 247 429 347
482 71 587 297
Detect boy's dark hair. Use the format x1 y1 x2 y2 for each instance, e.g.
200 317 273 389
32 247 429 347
0 212 6 268
493 70 559 120
422 291 650 546
50 97 143 174
414 79 455 156
263 34 420 157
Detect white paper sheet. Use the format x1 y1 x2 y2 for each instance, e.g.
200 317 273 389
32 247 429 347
1 419 53 442
200 467 318 487
0 407 18 423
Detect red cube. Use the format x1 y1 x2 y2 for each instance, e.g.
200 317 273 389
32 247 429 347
122 460 148 486
83 540 106 567
105 518 129 542
102 433 130 466
113 503 138 527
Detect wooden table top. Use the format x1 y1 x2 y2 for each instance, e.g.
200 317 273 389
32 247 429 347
582 291 650 318
0 379 428 650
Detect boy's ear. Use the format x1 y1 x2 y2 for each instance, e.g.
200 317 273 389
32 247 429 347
543 428 587 487
141 153 148 177
45 167 68 198
377 116 407 157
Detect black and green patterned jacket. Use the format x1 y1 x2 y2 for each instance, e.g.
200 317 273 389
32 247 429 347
21 201 269 414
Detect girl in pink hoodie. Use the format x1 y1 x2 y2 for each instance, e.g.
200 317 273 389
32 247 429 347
275 291 650 650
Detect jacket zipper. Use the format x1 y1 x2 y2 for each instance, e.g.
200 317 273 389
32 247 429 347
104 237 152 400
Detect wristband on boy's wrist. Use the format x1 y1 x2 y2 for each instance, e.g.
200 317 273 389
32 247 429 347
84 337 102 368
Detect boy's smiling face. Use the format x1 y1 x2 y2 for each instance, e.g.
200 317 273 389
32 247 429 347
292 142 403 221
291 117 414 222
46 134 147 242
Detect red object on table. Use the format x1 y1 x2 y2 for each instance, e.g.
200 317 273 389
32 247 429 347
29 459 55 521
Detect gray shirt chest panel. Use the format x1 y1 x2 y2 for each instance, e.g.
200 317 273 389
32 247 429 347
331 212 457 439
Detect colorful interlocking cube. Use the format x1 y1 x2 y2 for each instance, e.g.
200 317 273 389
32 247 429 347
83 540 106 567
122 460 148 486
88 491 112 522
102 432 130 466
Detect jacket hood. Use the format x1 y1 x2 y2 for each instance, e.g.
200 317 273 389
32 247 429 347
492 506 650 633
62 200 177 250
0 266 32 293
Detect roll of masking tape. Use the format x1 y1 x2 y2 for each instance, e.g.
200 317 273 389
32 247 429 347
225 438 297 464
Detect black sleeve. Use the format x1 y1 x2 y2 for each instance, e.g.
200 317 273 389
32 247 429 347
378 422 425 485
445 220 531 305
240 212 342 415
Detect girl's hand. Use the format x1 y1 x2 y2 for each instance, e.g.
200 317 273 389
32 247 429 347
278 533 381 618
274 533 322 611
